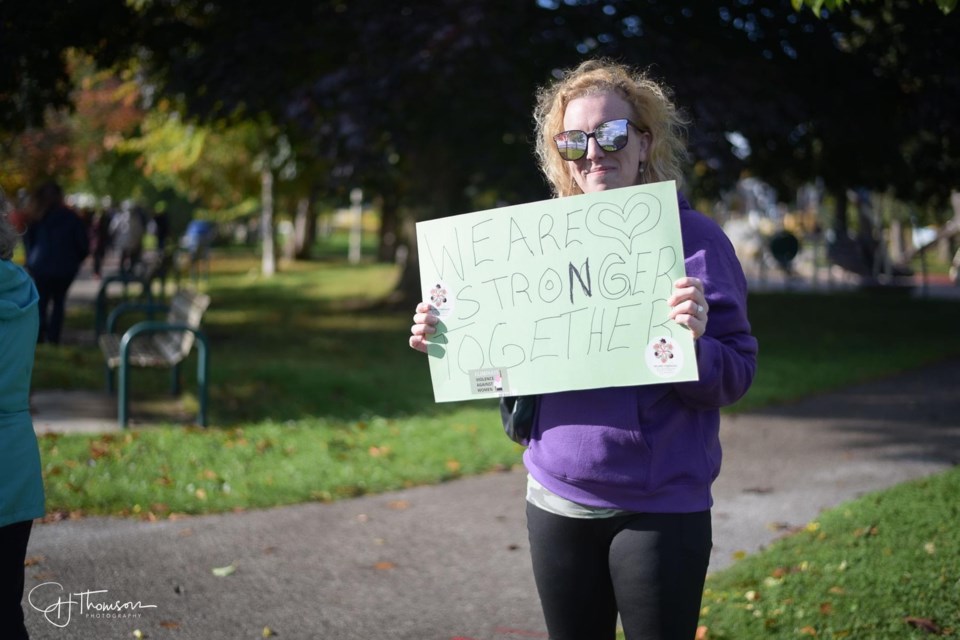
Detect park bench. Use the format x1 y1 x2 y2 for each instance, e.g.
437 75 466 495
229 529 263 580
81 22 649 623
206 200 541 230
99 289 211 428
94 250 179 339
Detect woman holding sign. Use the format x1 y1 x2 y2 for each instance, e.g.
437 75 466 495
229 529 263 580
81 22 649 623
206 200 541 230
411 59 757 640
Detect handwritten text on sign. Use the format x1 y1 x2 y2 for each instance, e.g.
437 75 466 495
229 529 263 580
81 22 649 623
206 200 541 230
416 180 698 402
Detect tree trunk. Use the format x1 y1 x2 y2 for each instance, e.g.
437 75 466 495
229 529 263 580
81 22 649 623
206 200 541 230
390 214 421 308
261 168 276 277
832 185 848 237
377 192 400 263
349 188 363 265
386 178 458 308
888 218 906 263
294 194 317 260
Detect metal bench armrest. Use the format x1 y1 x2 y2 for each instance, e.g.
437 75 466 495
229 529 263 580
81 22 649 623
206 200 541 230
119 322 207 351
106 302 171 334
95 273 157 337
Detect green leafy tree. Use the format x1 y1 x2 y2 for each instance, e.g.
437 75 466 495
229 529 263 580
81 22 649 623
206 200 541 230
0 0 135 131
4 0 959 284
792 0 956 15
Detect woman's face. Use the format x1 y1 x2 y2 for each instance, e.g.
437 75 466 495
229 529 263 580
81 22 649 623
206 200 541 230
562 91 649 195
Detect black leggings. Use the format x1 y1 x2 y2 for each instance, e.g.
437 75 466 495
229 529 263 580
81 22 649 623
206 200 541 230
0 520 33 640
33 273 75 344
526 503 711 640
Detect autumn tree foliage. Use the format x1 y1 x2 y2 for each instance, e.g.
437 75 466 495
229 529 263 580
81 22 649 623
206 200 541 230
2 0 958 283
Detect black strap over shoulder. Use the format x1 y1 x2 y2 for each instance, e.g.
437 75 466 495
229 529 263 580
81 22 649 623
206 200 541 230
500 395 538 445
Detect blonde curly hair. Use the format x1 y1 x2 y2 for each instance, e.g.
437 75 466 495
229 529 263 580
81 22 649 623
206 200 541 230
533 59 689 198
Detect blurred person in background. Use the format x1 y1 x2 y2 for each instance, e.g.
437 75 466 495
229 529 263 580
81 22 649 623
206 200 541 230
23 181 89 344
110 200 146 274
6 189 30 235
89 206 113 279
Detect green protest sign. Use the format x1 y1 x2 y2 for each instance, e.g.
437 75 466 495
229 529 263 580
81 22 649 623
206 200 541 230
416 180 699 402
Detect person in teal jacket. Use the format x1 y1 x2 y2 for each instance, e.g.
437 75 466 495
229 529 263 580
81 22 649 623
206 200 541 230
0 192 45 639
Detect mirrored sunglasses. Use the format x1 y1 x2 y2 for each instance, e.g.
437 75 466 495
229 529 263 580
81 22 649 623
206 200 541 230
553 118 645 161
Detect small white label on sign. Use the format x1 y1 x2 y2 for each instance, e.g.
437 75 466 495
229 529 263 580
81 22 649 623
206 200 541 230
469 368 510 396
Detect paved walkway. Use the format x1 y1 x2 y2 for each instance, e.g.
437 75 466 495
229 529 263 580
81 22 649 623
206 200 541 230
23 360 960 640
20 257 960 639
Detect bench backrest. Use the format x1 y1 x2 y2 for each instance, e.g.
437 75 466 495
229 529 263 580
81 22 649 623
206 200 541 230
154 290 211 364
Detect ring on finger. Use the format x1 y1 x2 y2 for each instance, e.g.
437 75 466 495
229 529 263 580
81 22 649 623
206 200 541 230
696 304 704 315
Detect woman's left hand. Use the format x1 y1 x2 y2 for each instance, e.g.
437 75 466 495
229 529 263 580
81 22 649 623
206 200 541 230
668 276 708 340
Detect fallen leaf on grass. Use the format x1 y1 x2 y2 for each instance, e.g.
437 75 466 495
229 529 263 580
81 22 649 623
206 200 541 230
41 509 83 524
89 441 112 460
212 564 236 577
799 626 817 636
904 617 942 634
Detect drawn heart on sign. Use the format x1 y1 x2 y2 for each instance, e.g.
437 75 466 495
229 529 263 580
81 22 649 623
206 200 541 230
585 192 662 252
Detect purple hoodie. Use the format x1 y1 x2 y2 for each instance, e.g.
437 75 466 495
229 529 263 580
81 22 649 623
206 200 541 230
523 193 758 513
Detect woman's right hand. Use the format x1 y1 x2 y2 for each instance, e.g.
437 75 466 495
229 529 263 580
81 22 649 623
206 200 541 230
409 302 439 353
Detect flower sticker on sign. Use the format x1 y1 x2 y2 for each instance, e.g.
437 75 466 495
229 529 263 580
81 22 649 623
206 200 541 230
646 336 685 378
425 281 455 318
416 180 698 402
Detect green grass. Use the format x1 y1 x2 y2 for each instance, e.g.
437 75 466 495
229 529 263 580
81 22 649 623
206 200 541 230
737 289 960 412
33 256 960 519
910 251 955 277
40 408 515 518
697 467 960 639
